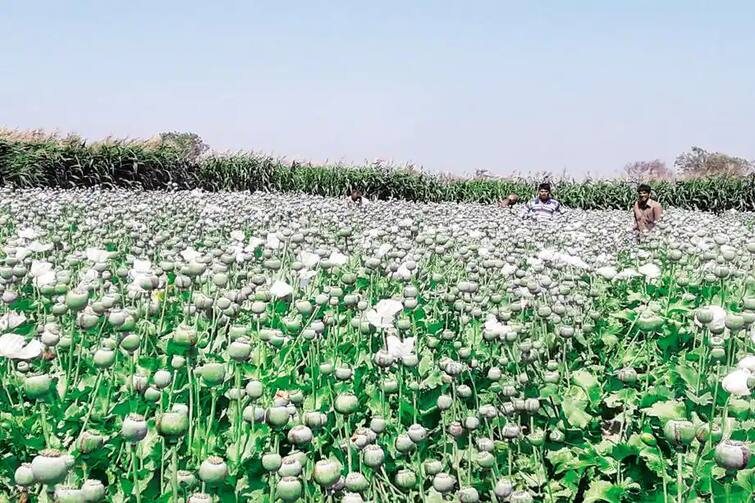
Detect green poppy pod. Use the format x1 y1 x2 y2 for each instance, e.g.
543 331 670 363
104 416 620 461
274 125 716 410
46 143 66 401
30 449 70 485
313 458 342 488
54 486 83 503
81 479 106 502
14 463 35 487
458 487 480 503
494 479 514 500
510 491 534 503
262 453 282 472
287 425 313 446
334 393 360 414
266 406 290 428
362 445 385 468
153 369 172 389
121 414 148 443
198 456 228 485
423 459 443 476
24 374 51 400
77 431 104 454
120 333 141 352
277 457 303 478
432 473 456 494
198 363 225 386
394 469 416 489
276 476 302 502
175 470 196 489
157 411 189 440
228 337 252 361
663 420 696 447
715 440 750 470
345 472 369 492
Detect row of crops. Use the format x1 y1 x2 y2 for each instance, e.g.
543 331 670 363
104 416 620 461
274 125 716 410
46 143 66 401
2 189 755 501
2 135 755 210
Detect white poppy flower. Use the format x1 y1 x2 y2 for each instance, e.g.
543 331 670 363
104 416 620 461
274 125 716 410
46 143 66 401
386 335 416 360
615 268 640 281
17 227 39 240
27 241 53 253
247 237 265 250
376 243 392 258
298 269 318 289
266 233 281 250
299 251 320 269
180 247 201 263
722 368 751 396
596 266 618 280
738 355 755 372
0 333 42 360
0 311 26 331
695 305 726 332
329 251 349 266
638 263 661 280
230 230 245 242
86 248 113 263
30 260 53 277
270 280 293 298
365 299 404 329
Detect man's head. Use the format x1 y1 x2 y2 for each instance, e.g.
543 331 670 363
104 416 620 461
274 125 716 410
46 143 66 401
537 183 551 202
350 189 362 202
637 184 651 204
507 193 519 204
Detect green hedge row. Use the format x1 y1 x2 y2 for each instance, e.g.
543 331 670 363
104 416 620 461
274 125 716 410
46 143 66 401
1 136 754 211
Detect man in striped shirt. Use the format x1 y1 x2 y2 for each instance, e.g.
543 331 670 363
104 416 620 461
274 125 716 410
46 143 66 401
524 183 562 220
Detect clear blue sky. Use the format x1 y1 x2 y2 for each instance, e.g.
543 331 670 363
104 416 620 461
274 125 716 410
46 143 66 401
2 1 754 178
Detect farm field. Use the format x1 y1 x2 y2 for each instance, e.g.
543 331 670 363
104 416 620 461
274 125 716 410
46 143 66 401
1 188 755 502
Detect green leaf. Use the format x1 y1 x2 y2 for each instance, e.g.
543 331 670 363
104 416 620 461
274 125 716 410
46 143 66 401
641 399 686 421
562 386 592 428
583 479 623 503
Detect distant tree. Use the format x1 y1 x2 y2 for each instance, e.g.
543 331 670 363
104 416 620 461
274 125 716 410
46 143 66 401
158 132 209 162
623 159 672 181
674 146 752 178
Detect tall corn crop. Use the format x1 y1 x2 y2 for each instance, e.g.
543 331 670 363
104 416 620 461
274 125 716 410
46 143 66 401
1 132 753 211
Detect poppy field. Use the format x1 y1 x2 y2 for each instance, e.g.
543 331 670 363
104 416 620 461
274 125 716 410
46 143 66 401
1 188 755 502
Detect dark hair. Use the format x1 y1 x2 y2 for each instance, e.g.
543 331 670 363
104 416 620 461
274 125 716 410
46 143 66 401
538 183 551 192
637 184 651 193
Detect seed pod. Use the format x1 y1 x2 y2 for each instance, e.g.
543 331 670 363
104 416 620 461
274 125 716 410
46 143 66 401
432 473 456 494
177 470 196 488
197 363 225 386
157 411 189 440
458 487 480 503
198 456 228 485
14 463 35 487
24 374 52 400
437 395 453 410
475 451 496 469
262 453 282 472
187 493 212 503
30 449 70 485
362 445 385 468
345 472 369 492
277 457 303 477
502 424 521 440
494 479 514 500
395 434 415 453
617 367 638 384
121 414 148 443
276 477 302 502
313 458 342 488
424 459 443 476
77 431 104 454
334 393 359 415
407 424 427 443
153 369 172 389
81 479 106 502
54 486 83 503
510 490 534 503
369 416 386 434
395 469 417 489
287 425 313 446
715 440 750 470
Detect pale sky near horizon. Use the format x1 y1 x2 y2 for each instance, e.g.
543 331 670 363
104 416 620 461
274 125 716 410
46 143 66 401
2 1 754 179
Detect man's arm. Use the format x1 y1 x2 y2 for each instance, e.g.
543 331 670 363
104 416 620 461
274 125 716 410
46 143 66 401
654 203 663 221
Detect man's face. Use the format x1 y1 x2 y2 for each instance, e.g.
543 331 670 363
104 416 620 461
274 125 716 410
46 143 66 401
638 190 650 203
538 189 550 201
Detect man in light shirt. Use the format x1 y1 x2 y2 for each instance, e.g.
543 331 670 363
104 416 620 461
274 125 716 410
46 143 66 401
524 183 562 220
633 184 662 234
346 189 368 206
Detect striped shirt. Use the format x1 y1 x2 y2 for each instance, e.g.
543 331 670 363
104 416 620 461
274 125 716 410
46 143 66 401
525 197 562 220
